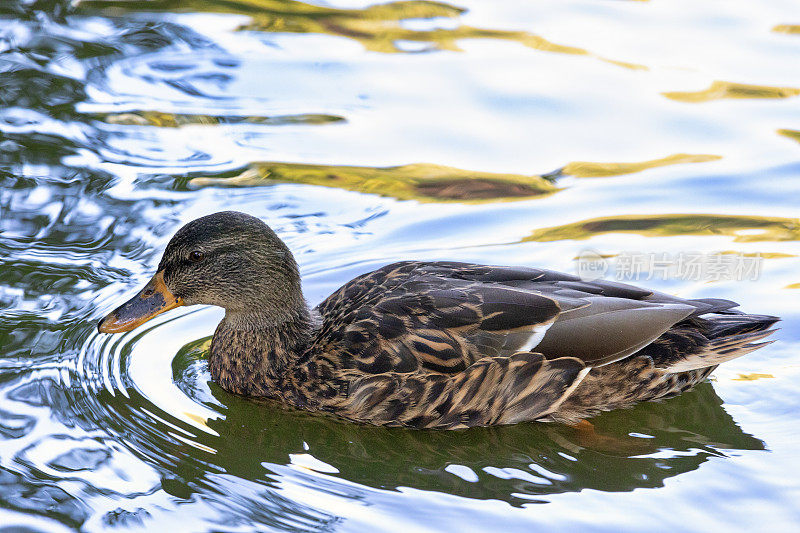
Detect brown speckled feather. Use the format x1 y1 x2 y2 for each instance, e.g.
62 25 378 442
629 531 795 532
272 261 776 427
311 261 563 375
321 352 587 429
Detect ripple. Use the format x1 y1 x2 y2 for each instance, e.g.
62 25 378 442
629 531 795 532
77 0 645 68
64 306 769 513
0 466 90 528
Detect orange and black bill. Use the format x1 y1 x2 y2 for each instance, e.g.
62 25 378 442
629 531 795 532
98 271 183 333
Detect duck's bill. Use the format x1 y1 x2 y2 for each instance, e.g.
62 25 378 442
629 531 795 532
98 271 184 333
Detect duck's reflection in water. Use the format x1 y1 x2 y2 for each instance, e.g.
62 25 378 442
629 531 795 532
197 377 763 504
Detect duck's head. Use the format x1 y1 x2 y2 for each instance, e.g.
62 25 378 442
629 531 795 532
98 211 304 333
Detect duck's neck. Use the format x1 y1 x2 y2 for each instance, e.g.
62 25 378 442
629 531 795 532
209 305 313 399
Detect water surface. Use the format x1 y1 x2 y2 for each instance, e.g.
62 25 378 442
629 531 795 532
1 0 800 531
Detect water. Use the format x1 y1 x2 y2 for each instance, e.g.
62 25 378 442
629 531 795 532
1 0 799 530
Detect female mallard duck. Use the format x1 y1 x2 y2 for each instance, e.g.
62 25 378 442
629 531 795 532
98 211 778 429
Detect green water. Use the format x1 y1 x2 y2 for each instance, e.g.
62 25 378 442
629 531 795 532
1 0 799 531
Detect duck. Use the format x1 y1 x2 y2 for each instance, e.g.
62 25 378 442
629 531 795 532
98 211 778 429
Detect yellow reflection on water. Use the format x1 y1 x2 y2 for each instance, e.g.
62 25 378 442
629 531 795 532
664 81 800 103
562 153 721 178
187 153 726 203
778 129 800 144
772 24 800 35
189 162 559 203
182 412 215 434
524 214 800 243
97 111 344 127
718 251 795 259
315 22 587 56
733 373 775 381
77 0 644 67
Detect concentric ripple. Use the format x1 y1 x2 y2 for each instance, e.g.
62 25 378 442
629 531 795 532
70 299 770 512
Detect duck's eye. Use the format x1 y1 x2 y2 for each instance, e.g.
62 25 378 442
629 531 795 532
189 250 205 263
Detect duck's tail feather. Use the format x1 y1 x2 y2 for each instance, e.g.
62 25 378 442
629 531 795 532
704 312 780 337
662 313 779 373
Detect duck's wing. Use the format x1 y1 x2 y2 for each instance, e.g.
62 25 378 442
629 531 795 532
331 351 589 428
314 262 554 374
314 261 708 374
